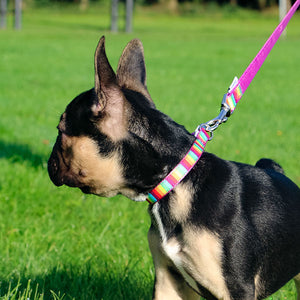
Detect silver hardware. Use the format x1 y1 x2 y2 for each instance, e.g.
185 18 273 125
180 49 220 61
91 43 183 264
228 76 239 93
194 76 239 140
195 103 230 137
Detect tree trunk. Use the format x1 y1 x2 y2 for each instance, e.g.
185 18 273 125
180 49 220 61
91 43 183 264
111 0 118 32
15 0 22 29
160 0 178 13
80 0 88 11
125 0 133 33
0 0 7 29
279 0 291 37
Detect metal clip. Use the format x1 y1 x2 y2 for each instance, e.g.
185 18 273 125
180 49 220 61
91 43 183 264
195 103 229 138
194 77 239 139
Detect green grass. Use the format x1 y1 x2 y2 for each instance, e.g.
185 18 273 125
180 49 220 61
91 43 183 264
0 4 300 299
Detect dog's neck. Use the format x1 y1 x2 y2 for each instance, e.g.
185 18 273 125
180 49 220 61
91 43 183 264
120 91 196 199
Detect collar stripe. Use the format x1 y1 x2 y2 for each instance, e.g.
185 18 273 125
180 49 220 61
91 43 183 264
147 128 210 204
226 83 242 113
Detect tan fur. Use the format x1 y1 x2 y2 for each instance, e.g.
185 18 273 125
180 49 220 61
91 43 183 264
180 229 230 300
148 229 200 300
95 89 129 142
170 184 193 223
149 201 231 300
254 274 261 300
120 77 152 101
58 113 67 132
61 135 124 197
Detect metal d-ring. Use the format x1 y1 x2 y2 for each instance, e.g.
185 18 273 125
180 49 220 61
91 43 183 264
195 101 230 139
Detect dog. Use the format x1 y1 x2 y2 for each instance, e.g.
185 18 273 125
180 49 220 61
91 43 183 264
48 36 300 300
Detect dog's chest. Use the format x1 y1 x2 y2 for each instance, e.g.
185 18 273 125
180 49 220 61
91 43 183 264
163 237 201 292
151 203 228 299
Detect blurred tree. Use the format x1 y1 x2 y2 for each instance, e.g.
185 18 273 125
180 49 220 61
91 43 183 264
125 0 133 32
0 0 7 28
111 0 118 31
160 0 178 11
144 0 158 3
15 0 22 29
279 0 291 36
80 0 88 10
111 0 133 32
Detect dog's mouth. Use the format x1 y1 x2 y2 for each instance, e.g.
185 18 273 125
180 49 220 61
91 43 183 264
48 150 79 187
48 149 95 195
48 143 122 198
80 186 91 194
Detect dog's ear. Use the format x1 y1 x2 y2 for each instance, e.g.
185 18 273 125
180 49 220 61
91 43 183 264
94 36 119 112
93 36 127 140
116 39 153 102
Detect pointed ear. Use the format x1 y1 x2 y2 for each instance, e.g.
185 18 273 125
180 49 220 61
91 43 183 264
116 39 153 102
93 37 127 141
94 36 118 111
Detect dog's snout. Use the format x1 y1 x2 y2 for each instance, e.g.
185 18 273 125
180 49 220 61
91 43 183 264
48 148 83 189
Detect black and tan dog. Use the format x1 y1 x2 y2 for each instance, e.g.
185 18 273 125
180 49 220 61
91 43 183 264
48 36 300 300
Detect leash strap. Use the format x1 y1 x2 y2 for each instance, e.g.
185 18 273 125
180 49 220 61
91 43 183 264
147 2 300 204
226 0 300 114
147 128 210 204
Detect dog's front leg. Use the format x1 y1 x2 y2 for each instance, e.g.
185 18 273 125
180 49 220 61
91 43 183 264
148 228 200 300
152 265 200 300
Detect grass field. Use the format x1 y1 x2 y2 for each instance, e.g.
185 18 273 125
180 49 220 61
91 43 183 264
0 3 300 299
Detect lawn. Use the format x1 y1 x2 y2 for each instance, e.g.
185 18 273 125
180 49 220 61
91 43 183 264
0 4 299 299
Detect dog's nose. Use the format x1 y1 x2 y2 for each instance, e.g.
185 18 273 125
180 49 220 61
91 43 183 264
48 152 63 187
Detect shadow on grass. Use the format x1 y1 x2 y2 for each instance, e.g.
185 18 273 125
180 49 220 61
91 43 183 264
0 264 153 300
0 140 49 169
0 264 297 300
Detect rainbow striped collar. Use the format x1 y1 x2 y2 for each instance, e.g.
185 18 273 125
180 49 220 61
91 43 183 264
146 128 210 204
146 79 243 205
146 78 245 205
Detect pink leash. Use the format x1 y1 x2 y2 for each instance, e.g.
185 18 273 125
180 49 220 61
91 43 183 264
147 2 300 204
239 0 300 95
200 0 300 132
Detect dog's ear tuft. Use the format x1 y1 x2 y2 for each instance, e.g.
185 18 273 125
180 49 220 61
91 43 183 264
116 39 153 102
94 36 118 112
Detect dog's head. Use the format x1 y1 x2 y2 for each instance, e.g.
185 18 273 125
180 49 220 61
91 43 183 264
48 36 192 200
